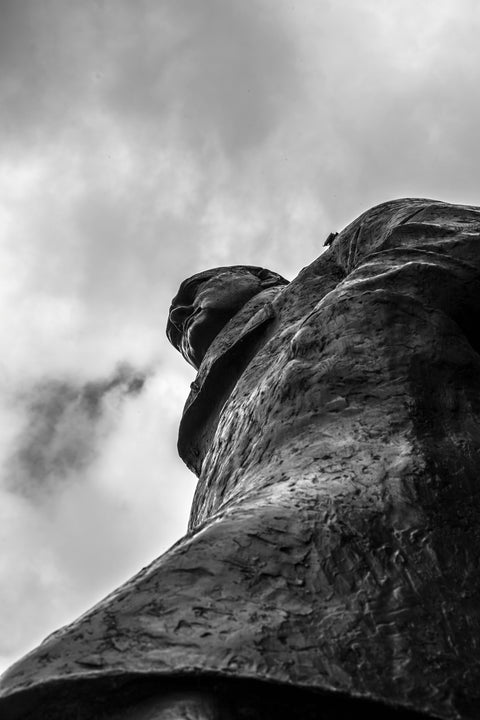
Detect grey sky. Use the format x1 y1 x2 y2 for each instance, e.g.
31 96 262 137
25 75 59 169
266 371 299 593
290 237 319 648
1 0 480 672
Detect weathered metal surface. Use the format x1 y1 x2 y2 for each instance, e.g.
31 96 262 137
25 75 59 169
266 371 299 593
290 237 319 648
1 198 480 719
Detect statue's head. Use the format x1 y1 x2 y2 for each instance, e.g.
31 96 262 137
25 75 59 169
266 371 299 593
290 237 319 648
167 265 289 369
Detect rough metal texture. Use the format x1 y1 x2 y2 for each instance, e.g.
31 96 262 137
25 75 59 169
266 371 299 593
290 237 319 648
1 198 480 719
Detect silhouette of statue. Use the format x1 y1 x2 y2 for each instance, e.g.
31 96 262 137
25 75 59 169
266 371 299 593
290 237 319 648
1 198 480 719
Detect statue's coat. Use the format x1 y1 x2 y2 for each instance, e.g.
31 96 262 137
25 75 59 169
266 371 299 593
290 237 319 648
2 199 480 719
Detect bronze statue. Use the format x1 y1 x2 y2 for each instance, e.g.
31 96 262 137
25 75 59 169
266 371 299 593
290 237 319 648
1 198 480 719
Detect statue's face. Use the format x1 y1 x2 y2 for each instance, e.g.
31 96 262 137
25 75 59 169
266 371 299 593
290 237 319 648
167 266 288 369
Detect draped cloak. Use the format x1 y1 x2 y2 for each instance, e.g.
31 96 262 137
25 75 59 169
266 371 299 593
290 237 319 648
2 198 480 719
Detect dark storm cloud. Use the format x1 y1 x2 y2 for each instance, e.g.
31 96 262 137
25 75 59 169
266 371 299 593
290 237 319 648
6 363 149 498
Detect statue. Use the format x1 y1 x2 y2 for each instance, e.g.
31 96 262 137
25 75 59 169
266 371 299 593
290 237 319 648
1 197 480 719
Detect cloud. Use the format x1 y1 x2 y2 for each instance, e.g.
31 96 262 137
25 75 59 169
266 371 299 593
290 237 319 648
6 363 149 498
0 0 299 156
0 0 308 297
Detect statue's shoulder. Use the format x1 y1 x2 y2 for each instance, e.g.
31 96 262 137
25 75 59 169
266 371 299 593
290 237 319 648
327 197 480 274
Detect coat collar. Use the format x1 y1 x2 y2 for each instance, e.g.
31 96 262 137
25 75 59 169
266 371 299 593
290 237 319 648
178 296 276 475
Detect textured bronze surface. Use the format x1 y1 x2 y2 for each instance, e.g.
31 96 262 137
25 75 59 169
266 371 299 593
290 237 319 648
2 198 480 719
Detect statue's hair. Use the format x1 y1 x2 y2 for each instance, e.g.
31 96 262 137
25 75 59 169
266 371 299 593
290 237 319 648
166 265 289 351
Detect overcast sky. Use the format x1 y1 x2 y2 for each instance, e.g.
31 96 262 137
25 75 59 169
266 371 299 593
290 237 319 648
1 0 480 674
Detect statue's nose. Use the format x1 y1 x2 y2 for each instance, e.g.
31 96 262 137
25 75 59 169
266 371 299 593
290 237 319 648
169 304 193 331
